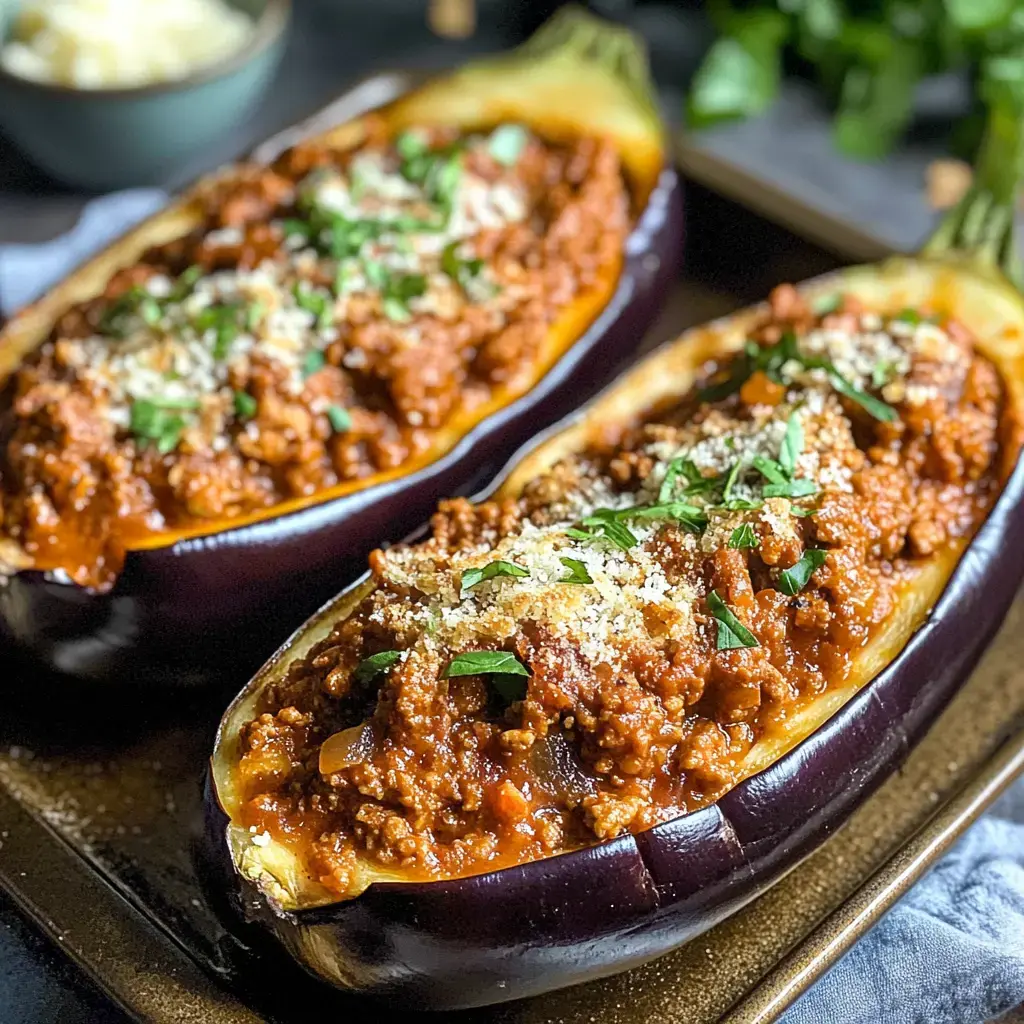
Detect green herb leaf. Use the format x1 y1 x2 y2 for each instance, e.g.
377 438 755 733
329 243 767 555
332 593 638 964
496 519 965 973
753 455 787 486
129 397 198 454
362 258 389 290
381 273 427 322
763 478 818 499
778 549 828 595
488 124 528 166
620 502 708 535
441 241 485 294
353 649 402 684
444 650 530 679
294 284 334 330
659 457 710 503
233 390 257 419
327 405 351 433
460 560 530 595
395 130 429 160
779 411 803 478
246 301 266 332
728 523 759 549
566 527 597 542
871 360 895 389
281 218 312 240
558 556 593 585
792 506 818 517
334 261 353 295
302 350 325 378
826 368 898 422
722 458 745 503
99 286 163 338
580 509 639 550
170 265 203 301
722 497 762 511
707 589 760 650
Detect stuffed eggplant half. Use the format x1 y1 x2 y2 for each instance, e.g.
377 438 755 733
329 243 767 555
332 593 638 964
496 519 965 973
206 107 1024 1003
0 10 680 685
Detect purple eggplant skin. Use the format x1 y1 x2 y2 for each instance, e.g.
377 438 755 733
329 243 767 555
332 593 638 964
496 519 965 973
201 243 1024 1007
199 417 1024 1012
0 168 681 688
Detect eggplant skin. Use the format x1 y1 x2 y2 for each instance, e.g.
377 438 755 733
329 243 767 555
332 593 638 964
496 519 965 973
202 258 1024 1009
0 28 683 687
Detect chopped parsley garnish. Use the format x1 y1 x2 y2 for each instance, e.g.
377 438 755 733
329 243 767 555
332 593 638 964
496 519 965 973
557 556 593 585
444 650 530 679
728 523 758 549
573 509 639 551
381 272 427 322
193 302 253 360
302 350 325 378
778 549 828 595
699 331 897 423
722 457 745 503
129 397 198 454
622 501 708 535
779 411 803 478
362 259 389 290
395 131 428 159
764 477 818 499
753 454 787 486
826 369 897 422
294 284 334 330
397 138 464 219
707 590 760 650
441 241 485 294
99 286 163 338
169 265 202 301
460 560 530 596
444 650 530 703
353 649 402 684
488 124 528 166
233 390 257 419
334 262 353 295
753 413 819 499
280 218 312 240
327 405 351 433
659 457 715 502
871 360 896 390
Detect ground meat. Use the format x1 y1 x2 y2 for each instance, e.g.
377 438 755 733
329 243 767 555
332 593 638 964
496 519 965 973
233 290 1008 898
0 121 630 589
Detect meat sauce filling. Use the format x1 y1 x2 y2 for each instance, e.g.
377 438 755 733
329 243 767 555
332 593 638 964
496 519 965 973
0 119 629 589
234 285 1005 900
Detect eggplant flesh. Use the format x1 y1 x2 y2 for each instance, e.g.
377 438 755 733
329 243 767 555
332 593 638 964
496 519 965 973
0 11 681 686
205 255 1024 1009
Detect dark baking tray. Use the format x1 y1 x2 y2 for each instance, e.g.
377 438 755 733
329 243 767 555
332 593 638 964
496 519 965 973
3 73 1024 1024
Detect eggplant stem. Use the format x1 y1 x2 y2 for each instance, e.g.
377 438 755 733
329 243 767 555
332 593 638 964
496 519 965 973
510 5 659 124
923 101 1024 289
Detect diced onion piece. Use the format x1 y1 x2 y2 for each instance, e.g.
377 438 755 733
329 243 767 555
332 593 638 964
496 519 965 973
530 732 597 805
319 722 379 775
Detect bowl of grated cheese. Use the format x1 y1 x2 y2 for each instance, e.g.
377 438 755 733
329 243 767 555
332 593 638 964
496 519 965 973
0 0 290 189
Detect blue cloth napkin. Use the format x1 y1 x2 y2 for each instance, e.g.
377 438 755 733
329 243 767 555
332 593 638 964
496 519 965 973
2 193 1024 1024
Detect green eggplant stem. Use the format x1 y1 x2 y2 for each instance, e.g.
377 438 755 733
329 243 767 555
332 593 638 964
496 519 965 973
922 101 1024 288
506 5 659 124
